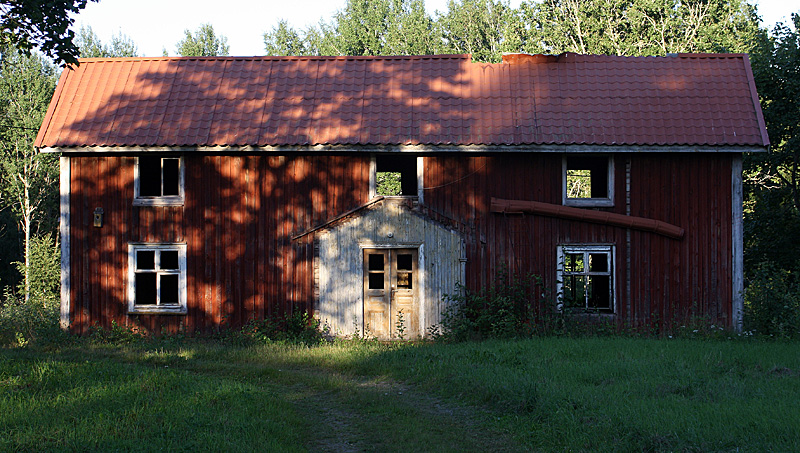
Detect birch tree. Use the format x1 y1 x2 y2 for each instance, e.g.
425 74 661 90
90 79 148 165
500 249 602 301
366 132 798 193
0 48 59 304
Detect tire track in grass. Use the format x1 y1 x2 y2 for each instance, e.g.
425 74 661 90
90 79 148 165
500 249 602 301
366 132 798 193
180 359 521 452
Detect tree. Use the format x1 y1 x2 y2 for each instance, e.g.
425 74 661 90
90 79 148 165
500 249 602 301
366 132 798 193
0 48 59 306
264 20 313 56
0 0 98 66
175 24 230 57
520 0 762 56
263 0 442 57
744 15 800 270
76 25 139 58
437 0 521 62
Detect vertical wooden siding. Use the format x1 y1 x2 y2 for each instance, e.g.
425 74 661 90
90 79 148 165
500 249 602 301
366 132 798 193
69 154 369 334
422 153 734 328
69 151 735 333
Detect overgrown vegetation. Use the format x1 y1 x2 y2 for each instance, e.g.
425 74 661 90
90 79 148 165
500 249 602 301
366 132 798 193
2 337 798 451
440 269 563 340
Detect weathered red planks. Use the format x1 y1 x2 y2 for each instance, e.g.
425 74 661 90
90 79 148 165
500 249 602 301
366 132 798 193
69 154 369 333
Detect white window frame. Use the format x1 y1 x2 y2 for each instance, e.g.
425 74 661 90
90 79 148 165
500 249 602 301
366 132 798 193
562 155 614 207
127 243 187 314
369 155 424 200
556 244 615 313
133 155 184 206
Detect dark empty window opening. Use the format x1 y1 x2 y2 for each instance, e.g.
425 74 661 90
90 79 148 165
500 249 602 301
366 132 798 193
566 156 609 200
376 155 417 196
559 246 613 314
137 156 182 201
367 253 385 289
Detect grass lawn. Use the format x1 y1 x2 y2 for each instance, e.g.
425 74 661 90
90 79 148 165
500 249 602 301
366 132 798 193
1 336 798 451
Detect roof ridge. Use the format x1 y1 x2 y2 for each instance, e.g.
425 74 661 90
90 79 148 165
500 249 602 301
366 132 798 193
75 54 473 64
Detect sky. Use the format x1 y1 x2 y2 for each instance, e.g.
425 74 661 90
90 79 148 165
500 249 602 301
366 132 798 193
73 0 799 57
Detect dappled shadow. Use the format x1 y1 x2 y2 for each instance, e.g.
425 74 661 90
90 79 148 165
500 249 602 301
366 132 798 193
62 56 487 333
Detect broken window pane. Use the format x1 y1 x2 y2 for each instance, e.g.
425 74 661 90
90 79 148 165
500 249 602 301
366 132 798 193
160 274 179 305
563 275 586 308
162 158 180 196
139 156 162 197
588 275 611 311
376 172 402 196
368 254 384 271
376 155 417 196
136 250 155 270
397 272 412 289
369 272 385 290
566 156 609 199
398 272 412 288
397 254 412 271
135 273 157 305
589 253 608 272
565 253 584 273
160 250 179 270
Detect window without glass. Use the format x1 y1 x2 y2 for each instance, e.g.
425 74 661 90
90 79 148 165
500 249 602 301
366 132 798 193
563 155 613 207
557 245 614 313
128 243 186 314
374 155 418 196
134 156 183 205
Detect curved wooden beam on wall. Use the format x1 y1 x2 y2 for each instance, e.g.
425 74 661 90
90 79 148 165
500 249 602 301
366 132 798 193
490 198 685 240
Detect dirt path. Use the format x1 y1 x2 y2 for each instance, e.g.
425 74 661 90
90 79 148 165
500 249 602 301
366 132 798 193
282 370 521 452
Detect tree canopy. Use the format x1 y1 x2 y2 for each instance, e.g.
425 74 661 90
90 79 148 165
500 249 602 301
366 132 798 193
175 23 230 57
76 25 139 58
262 0 765 62
0 0 98 66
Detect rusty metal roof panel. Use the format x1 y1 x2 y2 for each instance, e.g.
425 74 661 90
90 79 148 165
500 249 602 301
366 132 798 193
35 53 770 150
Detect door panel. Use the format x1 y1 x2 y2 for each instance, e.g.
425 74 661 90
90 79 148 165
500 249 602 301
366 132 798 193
363 248 419 340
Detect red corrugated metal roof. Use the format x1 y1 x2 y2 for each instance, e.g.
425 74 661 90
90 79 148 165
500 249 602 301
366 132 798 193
35 53 769 149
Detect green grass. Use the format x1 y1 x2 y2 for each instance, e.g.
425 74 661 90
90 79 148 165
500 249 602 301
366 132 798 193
2 337 798 451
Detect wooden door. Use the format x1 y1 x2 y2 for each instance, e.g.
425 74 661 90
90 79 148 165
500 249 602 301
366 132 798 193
363 248 419 340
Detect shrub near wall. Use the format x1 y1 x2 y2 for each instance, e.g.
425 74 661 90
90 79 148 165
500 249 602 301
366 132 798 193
744 261 800 338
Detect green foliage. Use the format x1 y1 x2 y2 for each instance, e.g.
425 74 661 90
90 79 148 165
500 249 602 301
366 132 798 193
437 0 521 62
521 0 762 55
175 23 230 57
237 310 325 345
744 260 800 338
76 25 138 58
376 171 402 196
0 0 98 66
0 235 61 346
440 268 558 340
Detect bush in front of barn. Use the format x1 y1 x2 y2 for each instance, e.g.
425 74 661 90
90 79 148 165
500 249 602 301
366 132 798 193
439 268 565 341
744 260 800 338
0 235 62 346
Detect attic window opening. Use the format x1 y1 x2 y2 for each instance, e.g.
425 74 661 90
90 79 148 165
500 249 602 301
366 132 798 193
563 155 613 207
134 156 184 206
376 155 417 197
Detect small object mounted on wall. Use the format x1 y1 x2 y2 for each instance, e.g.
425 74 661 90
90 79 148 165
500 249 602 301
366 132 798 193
93 207 104 228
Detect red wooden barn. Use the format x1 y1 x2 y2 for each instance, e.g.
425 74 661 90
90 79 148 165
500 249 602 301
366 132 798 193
35 52 769 338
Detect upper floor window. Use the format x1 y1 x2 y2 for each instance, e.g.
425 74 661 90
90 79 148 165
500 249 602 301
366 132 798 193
134 156 184 206
371 155 420 198
563 155 613 207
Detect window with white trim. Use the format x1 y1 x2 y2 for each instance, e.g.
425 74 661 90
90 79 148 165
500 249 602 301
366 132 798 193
557 245 614 313
127 243 187 314
563 155 613 207
134 156 184 206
